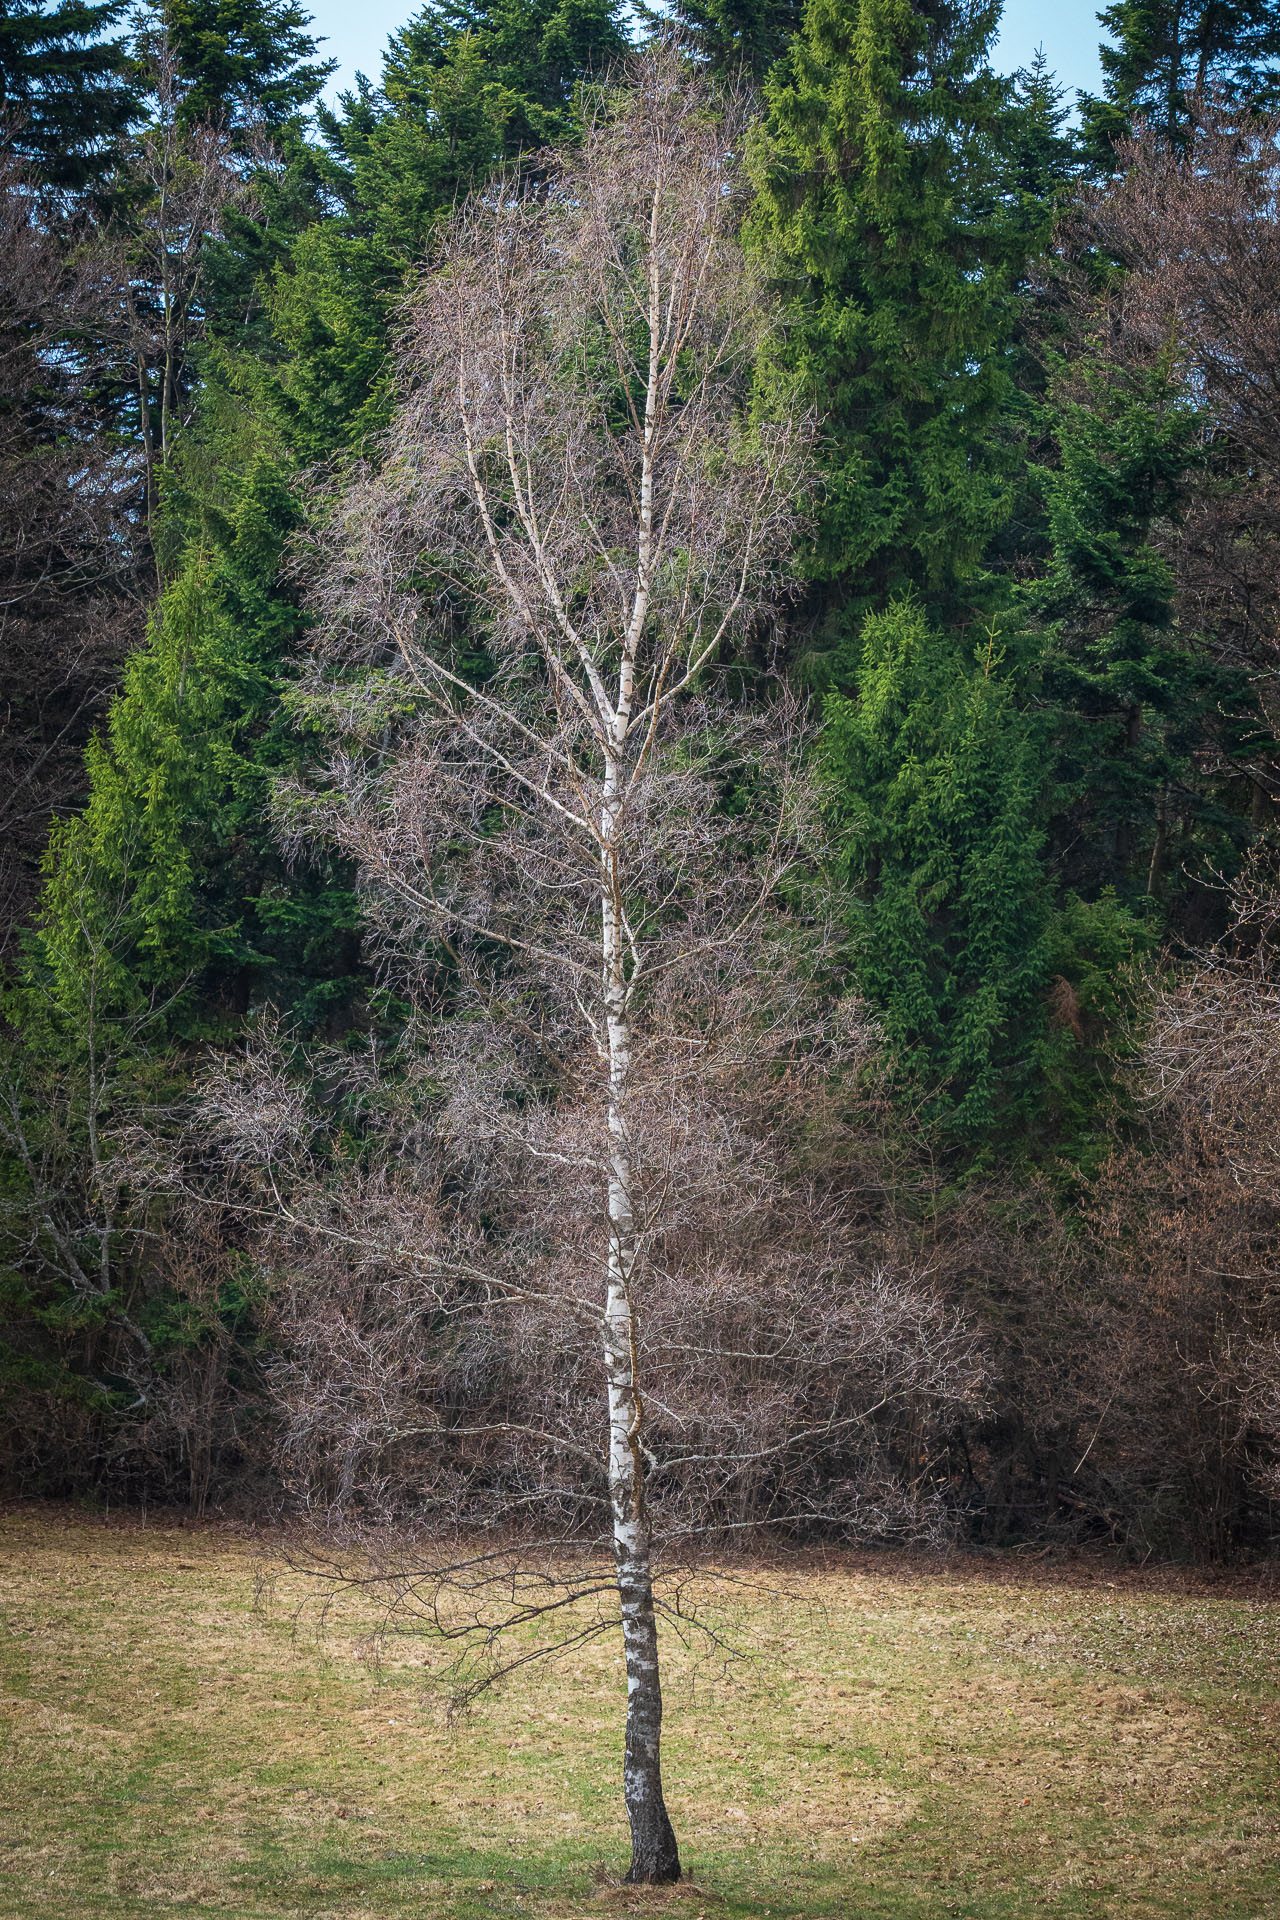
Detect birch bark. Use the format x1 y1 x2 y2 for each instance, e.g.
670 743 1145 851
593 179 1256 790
601 743 680 1884
292 52 813 1881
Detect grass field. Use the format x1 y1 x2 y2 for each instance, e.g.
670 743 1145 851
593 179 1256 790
1 1510 1278 1919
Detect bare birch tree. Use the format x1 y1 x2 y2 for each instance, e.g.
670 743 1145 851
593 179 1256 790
174 52 984 1884
303 56 801 1883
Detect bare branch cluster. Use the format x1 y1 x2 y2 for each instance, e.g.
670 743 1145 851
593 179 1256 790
0 141 141 951
187 1016 984 1536
1098 840 1280 1528
1068 99 1280 748
149 56 987 1873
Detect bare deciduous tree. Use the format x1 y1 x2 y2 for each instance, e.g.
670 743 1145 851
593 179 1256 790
1069 102 1280 809
296 53 812 1884
0 138 140 955
169 54 986 1883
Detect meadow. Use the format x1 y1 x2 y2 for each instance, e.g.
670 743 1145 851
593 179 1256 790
0 1509 1277 1920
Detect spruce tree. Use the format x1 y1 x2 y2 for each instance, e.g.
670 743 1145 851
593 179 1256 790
639 0 803 78
137 0 338 349
320 0 627 258
35 465 360 1037
824 598 1152 1151
747 0 1033 658
1082 0 1280 160
823 602 1055 1139
0 0 135 193
157 0 335 129
1005 50 1080 243
269 0 627 455
983 54 1082 593
1030 351 1257 916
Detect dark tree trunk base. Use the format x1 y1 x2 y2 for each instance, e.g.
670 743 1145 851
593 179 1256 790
625 1813 681 1885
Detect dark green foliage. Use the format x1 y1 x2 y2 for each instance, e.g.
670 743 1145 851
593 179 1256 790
747 0 1035 650
319 0 627 255
1029 352 1257 917
749 0 1112 1145
1034 887 1153 1164
142 1 339 360
1004 50 1081 243
981 56 1083 593
36 452 361 1039
0 425 357 1494
0 422 357 1491
639 0 803 78
823 601 1054 1139
261 221 398 457
198 118 337 361
0 0 135 193
380 0 627 149
1082 0 1280 159
823 598 1153 1153
158 0 334 128
261 0 627 454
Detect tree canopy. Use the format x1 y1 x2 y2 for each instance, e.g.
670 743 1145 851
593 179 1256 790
4 0 1280 1583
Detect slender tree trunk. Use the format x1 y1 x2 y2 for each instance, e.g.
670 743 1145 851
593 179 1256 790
1168 19 1183 140
1147 783 1170 897
1250 777 1273 829
600 758 680 1887
138 354 155 529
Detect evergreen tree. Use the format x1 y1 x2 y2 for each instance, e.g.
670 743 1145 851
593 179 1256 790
0 0 135 193
1005 49 1080 241
639 0 803 78
267 0 628 455
824 599 1151 1150
142 0 338 348
1029 350 1256 916
823 601 1055 1139
983 53 1083 593
748 4 1099 1144
157 0 334 129
35 461 361 1038
320 0 627 258
382 0 626 142
747 0 1034 657
1082 0 1280 160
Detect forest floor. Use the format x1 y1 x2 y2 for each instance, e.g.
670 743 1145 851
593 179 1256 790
0 1510 1278 1920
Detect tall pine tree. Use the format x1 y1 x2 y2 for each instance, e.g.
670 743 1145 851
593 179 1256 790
0 0 135 194
823 602 1054 1139
1029 349 1257 919
639 0 803 77
157 0 335 129
1082 1 1280 160
747 0 1035 659
824 598 1153 1153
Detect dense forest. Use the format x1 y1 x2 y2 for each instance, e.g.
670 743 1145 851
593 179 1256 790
4 0 1280 1575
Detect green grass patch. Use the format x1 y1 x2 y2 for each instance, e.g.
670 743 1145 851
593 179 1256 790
0 1510 1277 1918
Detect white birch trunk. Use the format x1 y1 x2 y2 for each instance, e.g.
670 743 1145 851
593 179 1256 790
302 68 809 1875
601 747 680 1885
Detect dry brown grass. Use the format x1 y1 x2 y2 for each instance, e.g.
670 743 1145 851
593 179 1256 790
0 1509 1277 1919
